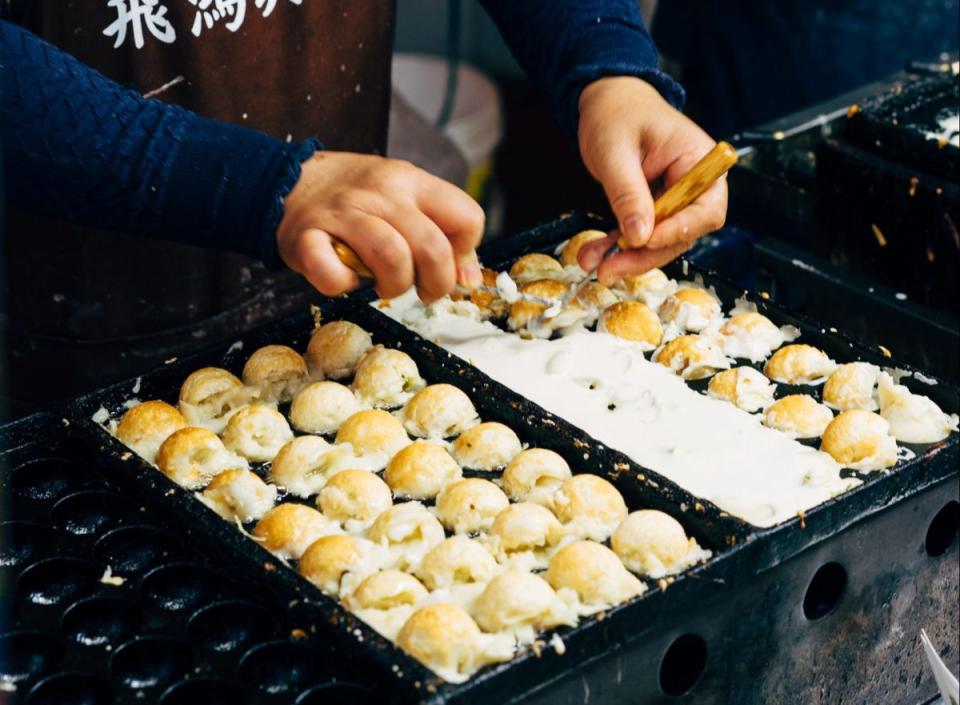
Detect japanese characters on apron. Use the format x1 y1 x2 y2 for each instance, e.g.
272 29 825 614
4 0 395 412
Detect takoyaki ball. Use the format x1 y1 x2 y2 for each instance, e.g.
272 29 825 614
115 400 187 463
242 345 308 403
487 502 566 565
474 569 577 637
653 335 730 380
384 441 462 500
451 422 522 471
821 409 898 471
344 569 428 611
658 287 721 333
289 381 361 435
268 435 334 497
396 604 514 683
252 502 342 560
763 344 836 385
546 540 645 609
707 367 776 413
156 427 248 490
598 300 663 350
366 501 446 570
718 312 785 362
508 253 563 284
178 367 254 433
501 448 572 504
559 230 607 268
318 469 392 526
298 534 386 596
613 268 675 309
762 394 833 439
402 384 478 439
450 268 508 319
221 405 294 463
551 474 628 542
414 536 499 590
507 279 570 331
335 409 410 459
569 282 618 312
435 479 510 534
877 371 959 443
199 469 277 523
611 510 710 578
306 320 373 379
822 362 879 412
352 346 425 408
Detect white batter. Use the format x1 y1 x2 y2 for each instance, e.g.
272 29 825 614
379 291 860 528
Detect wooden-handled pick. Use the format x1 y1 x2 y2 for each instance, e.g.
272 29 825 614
539 141 738 322
616 140 738 250
333 141 738 283
332 240 373 280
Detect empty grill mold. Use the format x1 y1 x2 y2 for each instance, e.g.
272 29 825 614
0 414 393 705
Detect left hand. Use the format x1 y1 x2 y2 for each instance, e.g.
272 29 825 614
576 76 728 284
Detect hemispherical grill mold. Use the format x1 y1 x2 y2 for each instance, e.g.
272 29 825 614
94 525 185 574
141 562 222 613
25 671 113 705
0 521 55 568
62 596 143 647
296 682 381 705
110 636 192 689
18 557 99 606
159 677 247 705
50 490 136 537
188 600 272 653
0 630 64 684
11 458 90 502
240 641 326 695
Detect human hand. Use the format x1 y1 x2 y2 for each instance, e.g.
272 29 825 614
277 151 485 302
576 76 728 284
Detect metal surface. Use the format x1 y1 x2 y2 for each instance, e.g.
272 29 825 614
845 74 960 182
65 293 749 705
381 212 960 704
0 413 389 705
752 238 960 384
521 475 959 705
727 69 960 313
0 213 957 704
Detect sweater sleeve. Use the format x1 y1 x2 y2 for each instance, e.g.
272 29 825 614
478 0 685 138
0 20 317 268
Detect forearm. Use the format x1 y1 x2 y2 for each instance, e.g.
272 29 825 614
479 0 684 137
0 20 315 267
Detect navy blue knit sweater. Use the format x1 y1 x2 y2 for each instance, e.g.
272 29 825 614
0 3 680 266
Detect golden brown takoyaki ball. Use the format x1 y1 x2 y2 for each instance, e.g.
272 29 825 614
241 345 308 402
598 301 663 349
115 400 187 463
306 320 373 379
508 253 563 284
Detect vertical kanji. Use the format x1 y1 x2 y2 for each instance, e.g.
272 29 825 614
189 0 247 37
103 0 177 49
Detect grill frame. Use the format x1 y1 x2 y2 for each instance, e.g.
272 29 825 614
1 212 956 704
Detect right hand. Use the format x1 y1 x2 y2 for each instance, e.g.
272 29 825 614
277 151 485 302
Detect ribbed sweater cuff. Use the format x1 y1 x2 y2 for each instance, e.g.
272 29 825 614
555 20 686 138
162 111 321 268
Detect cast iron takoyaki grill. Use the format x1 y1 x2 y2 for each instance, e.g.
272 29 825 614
1 214 957 705
0 413 391 705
